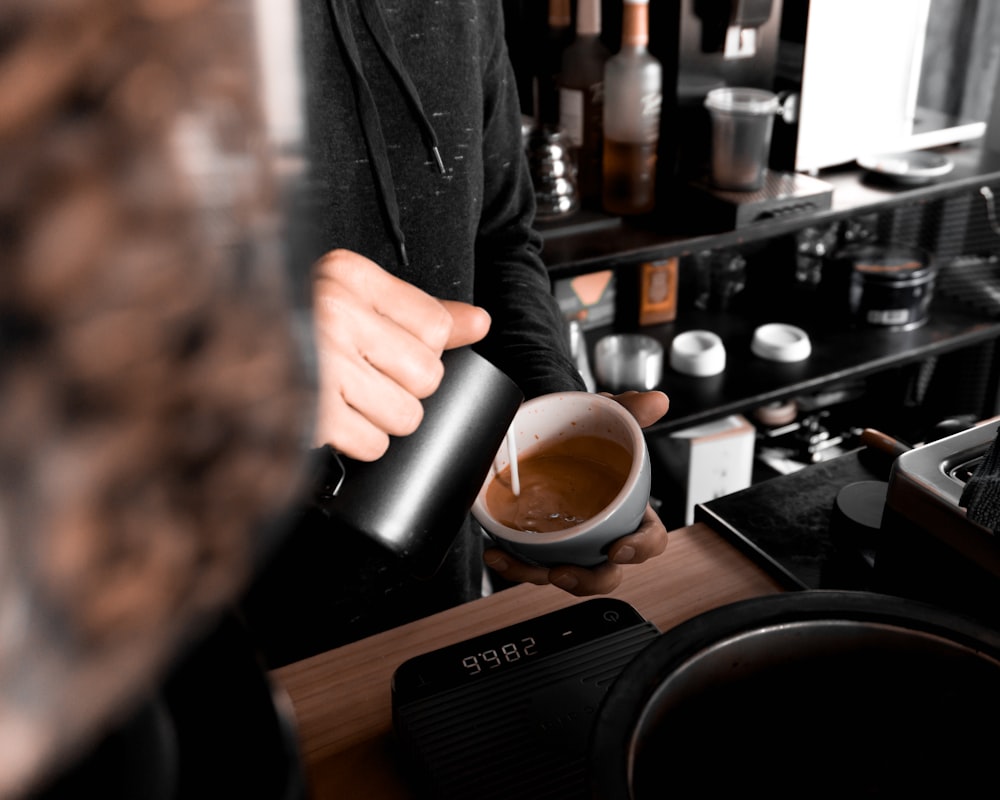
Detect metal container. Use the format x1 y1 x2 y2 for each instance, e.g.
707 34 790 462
841 243 937 330
525 126 580 221
594 333 664 391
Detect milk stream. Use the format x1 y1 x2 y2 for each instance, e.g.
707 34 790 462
507 427 520 496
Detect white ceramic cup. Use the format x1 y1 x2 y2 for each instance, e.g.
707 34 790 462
471 392 651 567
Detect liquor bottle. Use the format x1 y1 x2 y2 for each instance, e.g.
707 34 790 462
602 0 662 216
534 0 572 128
558 0 611 209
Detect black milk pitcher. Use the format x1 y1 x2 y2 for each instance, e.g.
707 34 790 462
315 346 523 578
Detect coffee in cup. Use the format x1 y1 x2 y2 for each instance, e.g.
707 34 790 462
472 392 651 567
483 435 632 533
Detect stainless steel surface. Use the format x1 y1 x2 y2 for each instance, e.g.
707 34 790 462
594 333 664 391
568 319 597 392
856 150 955 185
880 417 1000 594
888 418 999 512
525 126 580 221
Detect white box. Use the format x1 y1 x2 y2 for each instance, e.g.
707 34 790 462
653 415 756 525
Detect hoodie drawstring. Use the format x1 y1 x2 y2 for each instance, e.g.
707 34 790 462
325 0 446 268
357 0 446 176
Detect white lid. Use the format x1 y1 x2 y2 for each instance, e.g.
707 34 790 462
669 330 726 377
704 86 780 115
751 323 811 362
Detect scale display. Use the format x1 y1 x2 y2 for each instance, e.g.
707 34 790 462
391 598 660 800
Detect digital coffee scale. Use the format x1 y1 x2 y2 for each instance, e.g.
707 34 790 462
391 598 659 799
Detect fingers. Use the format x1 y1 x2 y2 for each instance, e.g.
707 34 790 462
439 300 491 349
602 390 670 429
484 547 627 596
483 549 552 587
556 506 668 595
310 249 491 460
315 250 490 357
606 504 669 564
312 343 421 460
482 504 668 597
316 249 454 351
548 561 625 596
313 250 449 398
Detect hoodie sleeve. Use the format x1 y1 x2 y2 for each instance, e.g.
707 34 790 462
472 3 586 399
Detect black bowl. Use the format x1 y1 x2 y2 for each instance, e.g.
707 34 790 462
589 590 1000 799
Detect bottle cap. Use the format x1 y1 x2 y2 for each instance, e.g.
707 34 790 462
704 86 780 116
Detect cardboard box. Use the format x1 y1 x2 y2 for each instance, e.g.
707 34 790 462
638 257 679 325
651 414 756 525
554 269 616 330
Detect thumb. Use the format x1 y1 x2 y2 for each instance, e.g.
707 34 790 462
440 300 491 349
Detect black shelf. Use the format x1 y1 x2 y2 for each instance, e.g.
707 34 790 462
538 143 1000 280
585 302 1000 437
557 143 1000 437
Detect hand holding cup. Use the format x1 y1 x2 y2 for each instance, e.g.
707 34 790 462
473 392 654 569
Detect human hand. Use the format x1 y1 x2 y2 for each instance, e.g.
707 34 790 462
483 389 670 596
601 389 670 430
312 249 491 460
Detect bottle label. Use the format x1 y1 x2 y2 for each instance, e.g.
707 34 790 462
559 88 585 146
641 91 663 139
639 258 678 325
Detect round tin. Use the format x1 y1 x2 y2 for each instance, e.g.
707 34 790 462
843 244 936 330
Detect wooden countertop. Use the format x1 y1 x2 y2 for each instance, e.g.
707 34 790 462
270 522 785 799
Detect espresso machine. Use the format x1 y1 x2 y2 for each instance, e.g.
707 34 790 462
876 418 1000 627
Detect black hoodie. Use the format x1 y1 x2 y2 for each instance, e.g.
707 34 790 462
242 0 585 666
293 0 583 398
